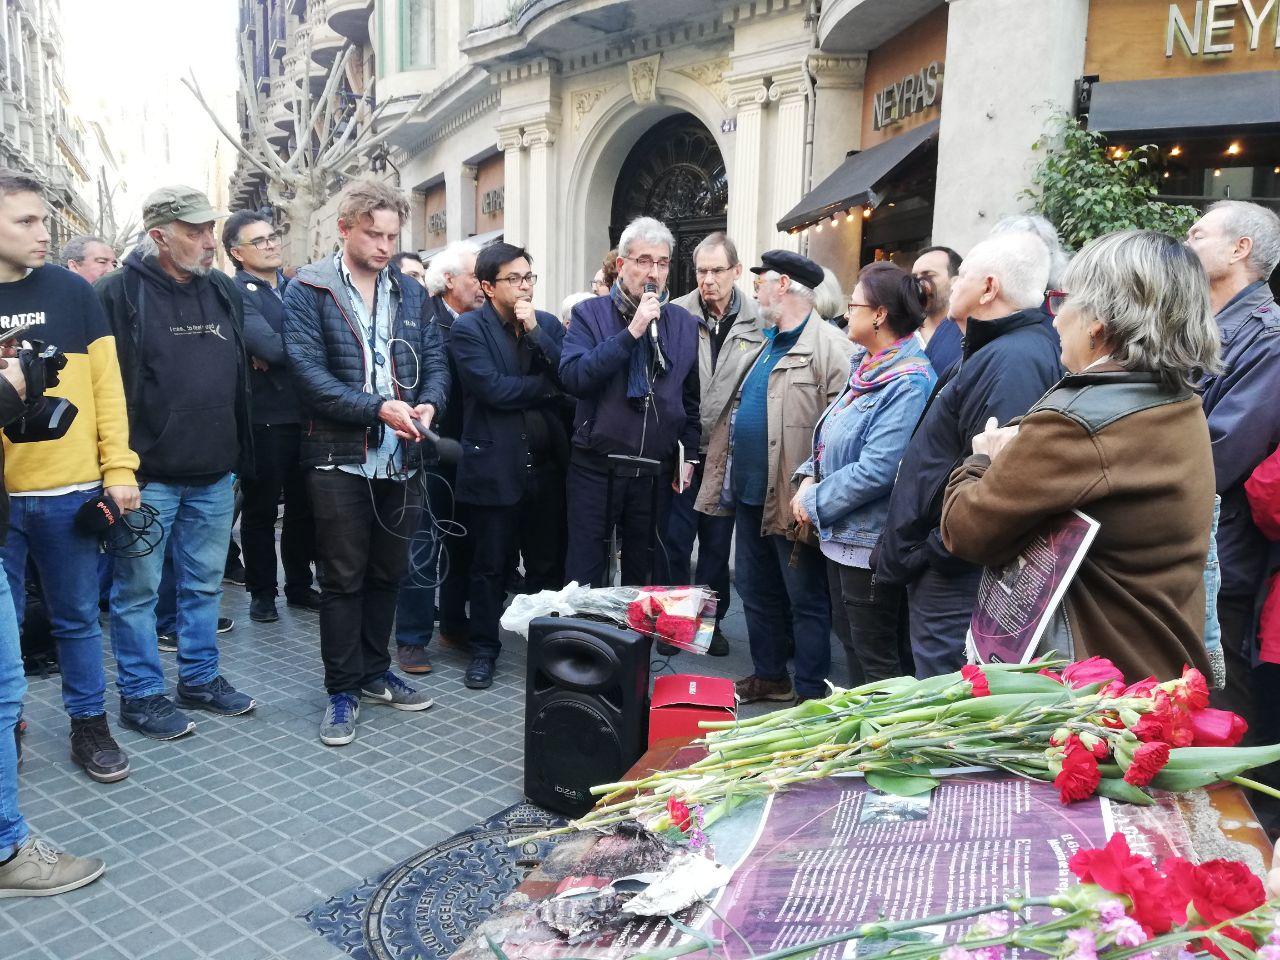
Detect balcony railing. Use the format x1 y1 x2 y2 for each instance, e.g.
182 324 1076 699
470 0 522 31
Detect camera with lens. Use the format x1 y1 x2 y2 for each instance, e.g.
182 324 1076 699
3 339 77 443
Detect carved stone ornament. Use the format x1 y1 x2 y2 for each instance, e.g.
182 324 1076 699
725 78 769 111
628 54 662 105
674 58 731 105
571 83 618 131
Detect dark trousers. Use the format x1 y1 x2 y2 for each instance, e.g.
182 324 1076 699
242 423 315 600
564 461 672 587
660 463 733 621
734 502 831 699
467 465 565 660
827 561 910 688
395 466 471 647
1214 594 1261 736
906 564 983 678
307 470 420 695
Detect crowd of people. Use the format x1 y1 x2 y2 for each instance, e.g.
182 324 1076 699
0 164 1277 899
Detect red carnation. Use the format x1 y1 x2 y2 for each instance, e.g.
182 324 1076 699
626 600 654 633
1070 833 1177 936
1132 692 1193 746
1061 656 1124 690
1187 707 1247 747
1163 858 1265 957
1123 741 1170 786
1176 666 1211 710
666 796 692 832
960 664 990 697
1054 736 1101 804
654 612 698 648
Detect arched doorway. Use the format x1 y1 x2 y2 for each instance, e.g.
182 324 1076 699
610 114 728 298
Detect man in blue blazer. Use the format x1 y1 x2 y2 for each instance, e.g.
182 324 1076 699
449 242 569 689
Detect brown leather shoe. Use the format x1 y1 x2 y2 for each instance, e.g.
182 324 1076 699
396 644 433 674
734 675 795 704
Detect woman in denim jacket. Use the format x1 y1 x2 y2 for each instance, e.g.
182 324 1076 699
790 263 936 685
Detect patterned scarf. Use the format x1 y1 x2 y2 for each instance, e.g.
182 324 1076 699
815 336 931 473
612 280 670 400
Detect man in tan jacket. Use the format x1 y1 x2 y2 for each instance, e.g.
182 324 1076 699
697 250 852 703
668 233 763 656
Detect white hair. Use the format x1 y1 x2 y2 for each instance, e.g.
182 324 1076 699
763 270 816 304
617 216 675 259
1207 200 1280 282
991 214 1069 288
813 268 845 319
560 291 593 326
424 240 480 296
960 232 1051 311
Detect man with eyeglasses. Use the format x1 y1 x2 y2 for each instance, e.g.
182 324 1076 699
448 242 568 689
560 216 700 590
222 210 319 625
63 235 118 284
666 232 762 656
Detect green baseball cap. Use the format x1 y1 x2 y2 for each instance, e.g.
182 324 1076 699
142 185 227 230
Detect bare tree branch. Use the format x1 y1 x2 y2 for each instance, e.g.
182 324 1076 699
328 88 431 172
181 70 281 183
231 39 293 179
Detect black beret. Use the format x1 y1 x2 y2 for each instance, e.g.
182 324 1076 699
748 249 825 291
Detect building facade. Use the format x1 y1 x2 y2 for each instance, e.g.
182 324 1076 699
236 0 1280 301
0 0 100 254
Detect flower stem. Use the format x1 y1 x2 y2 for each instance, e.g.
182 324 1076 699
1230 774 1280 801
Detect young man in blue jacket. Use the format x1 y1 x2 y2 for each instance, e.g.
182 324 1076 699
449 242 568 689
877 231 1062 677
283 180 449 747
559 217 700 588
1188 200 1280 738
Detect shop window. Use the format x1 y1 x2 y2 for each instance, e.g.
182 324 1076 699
400 0 435 70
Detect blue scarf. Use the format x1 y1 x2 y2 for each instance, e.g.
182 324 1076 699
612 281 670 400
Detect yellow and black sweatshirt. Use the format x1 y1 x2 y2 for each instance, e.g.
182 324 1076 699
0 265 137 493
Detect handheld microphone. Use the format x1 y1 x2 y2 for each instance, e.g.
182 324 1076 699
643 281 660 347
410 418 462 466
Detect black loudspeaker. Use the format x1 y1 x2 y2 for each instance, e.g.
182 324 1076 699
524 615 651 816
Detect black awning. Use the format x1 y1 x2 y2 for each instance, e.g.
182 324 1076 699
1088 71 1280 137
776 119 939 233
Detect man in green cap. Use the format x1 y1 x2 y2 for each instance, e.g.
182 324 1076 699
96 185 258 740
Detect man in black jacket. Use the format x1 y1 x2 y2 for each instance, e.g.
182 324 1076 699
393 240 482 674
283 180 449 747
877 231 1062 677
97 186 257 740
449 242 568 690
222 211 318 624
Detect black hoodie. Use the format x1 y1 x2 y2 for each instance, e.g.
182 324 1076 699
103 250 241 484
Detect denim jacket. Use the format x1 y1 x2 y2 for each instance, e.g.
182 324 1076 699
794 339 936 549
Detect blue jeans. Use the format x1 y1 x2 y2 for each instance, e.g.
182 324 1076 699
155 537 178 636
661 464 734 622
3 490 107 718
110 474 234 699
0 574 28 858
734 502 832 698
395 467 469 646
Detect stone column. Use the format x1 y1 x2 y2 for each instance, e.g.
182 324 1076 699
933 0 1089 252
523 118 560 310
768 67 810 253
496 123 526 248
725 76 769 268
458 163 478 241
806 54 867 290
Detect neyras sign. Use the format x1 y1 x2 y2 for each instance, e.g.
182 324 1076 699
1166 0 1280 56
872 61 943 131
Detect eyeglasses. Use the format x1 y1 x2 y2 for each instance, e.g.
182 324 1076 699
622 256 671 271
1047 290 1068 315
752 276 779 291
238 232 282 250
495 273 538 286
846 301 875 310
695 266 733 279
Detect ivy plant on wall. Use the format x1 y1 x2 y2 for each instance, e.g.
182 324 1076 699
1023 114 1199 251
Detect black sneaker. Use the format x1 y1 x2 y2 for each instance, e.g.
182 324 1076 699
249 595 278 623
223 561 246 586
216 617 234 634
119 694 196 740
707 629 730 657
464 656 495 690
69 714 130 783
285 588 322 611
156 632 177 653
176 675 256 716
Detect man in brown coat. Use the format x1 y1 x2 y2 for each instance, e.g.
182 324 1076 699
698 250 852 703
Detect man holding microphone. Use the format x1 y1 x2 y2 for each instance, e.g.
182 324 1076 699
559 216 700 589
448 243 569 689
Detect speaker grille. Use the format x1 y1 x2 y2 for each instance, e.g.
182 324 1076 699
526 695 623 814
